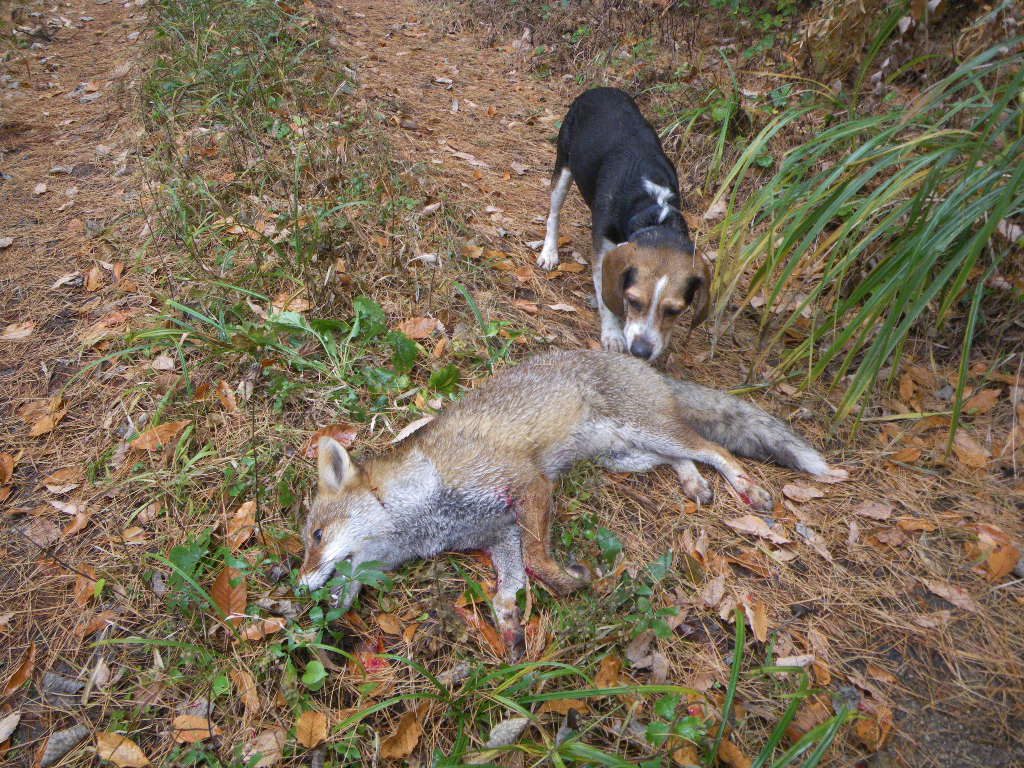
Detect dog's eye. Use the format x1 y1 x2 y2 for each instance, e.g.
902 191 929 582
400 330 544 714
663 306 683 318
313 528 323 543
627 297 644 312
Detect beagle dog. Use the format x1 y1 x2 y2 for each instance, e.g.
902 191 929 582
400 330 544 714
537 87 710 361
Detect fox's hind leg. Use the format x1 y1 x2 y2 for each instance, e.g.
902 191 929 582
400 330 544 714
518 477 590 596
637 424 774 512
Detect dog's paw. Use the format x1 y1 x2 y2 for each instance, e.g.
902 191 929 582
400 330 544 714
601 328 627 353
536 247 559 271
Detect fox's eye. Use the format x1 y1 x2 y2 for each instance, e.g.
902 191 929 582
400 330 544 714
313 528 323 543
627 297 644 312
663 306 682 317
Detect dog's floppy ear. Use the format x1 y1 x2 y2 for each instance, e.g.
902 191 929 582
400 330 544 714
601 244 636 314
684 256 712 329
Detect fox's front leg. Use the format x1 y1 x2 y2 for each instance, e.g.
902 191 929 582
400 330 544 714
488 526 527 661
518 478 591 594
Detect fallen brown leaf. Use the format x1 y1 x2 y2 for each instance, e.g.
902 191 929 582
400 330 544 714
964 388 1000 414
294 710 329 749
85 264 104 292
718 737 752 768
63 511 92 537
896 517 937 533
725 515 790 545
73 565 98 606
216 380 238 413
3 641 36 695
866 663 900 685
94 733 149 767
238 616 287 642
853 704 893 752
781 483 824 503
74 610 117 638
742 595 769 643
968 523 1021 581
0 452 16 485
396 316 440 339
921 578 980 613
454 605 506 658
226 501 257 551
172 715 221 743
852 501 893 520
303 423 358 458
374 612 402 636
537 698 590 716
20 397 68 437
130 420 190 451
594 653 623 688
889 446 921 464
898 373 915 402
1 321 35 341
380 710 423 759
211 567 246 625
951 431 989 468
241 728 285 768
42 467 80 494
230 668 260 715
271 290 310 313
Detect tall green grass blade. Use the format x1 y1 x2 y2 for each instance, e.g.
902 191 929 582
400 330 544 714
705 609 746 767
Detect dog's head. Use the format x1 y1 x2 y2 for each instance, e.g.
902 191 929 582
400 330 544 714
601 243 711 361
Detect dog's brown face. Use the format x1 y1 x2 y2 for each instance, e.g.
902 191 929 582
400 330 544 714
602 243 710 361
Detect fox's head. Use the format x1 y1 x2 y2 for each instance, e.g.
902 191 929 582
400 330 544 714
298 437 384 598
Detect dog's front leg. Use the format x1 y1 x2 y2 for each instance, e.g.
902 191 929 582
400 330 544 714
538 168 572 270
488 526 527 661
594 243 626 352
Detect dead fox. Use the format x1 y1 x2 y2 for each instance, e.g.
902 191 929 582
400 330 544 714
299 350 845 657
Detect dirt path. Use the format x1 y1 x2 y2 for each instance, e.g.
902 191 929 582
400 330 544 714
329 2 1024 765
1 0 150 729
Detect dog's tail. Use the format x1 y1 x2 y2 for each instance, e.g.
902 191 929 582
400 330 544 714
665 378 836 477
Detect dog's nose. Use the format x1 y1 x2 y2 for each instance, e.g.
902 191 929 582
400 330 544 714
629 338 654 359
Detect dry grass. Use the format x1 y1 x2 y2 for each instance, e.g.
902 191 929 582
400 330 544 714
1 0 1023 766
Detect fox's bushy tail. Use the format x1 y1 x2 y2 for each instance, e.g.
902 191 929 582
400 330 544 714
665 378 832 476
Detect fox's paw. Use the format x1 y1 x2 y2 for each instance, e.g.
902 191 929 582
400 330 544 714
816 466 849 483
601 327 627 353
566 562 592 584
502 627 526 662
743 484 774 512
536 246 559 271
682 476 714 505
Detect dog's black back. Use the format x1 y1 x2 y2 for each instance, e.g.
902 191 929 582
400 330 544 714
554 88 691 248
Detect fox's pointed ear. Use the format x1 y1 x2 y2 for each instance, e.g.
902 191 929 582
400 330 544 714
601 244 636 315
318 437 356 495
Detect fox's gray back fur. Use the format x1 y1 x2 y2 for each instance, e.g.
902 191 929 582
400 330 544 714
405 349 829 478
